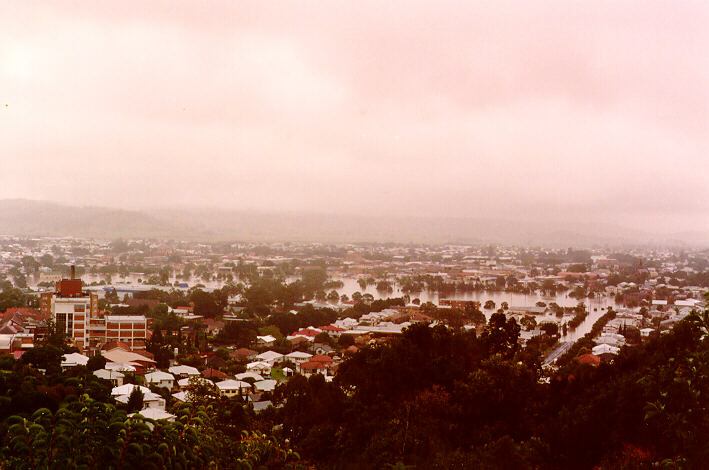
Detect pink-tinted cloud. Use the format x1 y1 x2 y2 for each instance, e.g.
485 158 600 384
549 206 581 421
0 0 707 233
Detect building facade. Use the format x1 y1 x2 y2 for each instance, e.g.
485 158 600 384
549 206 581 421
41 270 146 354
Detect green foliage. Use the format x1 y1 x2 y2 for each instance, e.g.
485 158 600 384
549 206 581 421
126 387 144 413
266 311 709 469
0 396 302 469
215 321 258 347
481 312 521 358
86 354 107 372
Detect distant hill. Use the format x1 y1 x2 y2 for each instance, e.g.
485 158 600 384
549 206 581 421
0 199 707 247
0 199 177 239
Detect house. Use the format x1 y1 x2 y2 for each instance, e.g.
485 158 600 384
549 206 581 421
299 361 329 377
105 362 136 372
168 364 200 379
177 376 213 389
201 318 225 334
111 384 166 410
230 348 258 361
253 379 277 393
256 335 276 347
102 348 156 374
172 391 190 402
640 328 655 338
310 354 334 365
256 350 284 365
576 353 601 367
235 371 264 382
205 355 227 369
93 368 125 386
318 325 345 337
246 361 272 376
215 379 252 398
285 351 313 365
252 401 273 413
132 408 176 422
61 352 89 368
144 370 175 389
111 384 151 398
291 327 321 338
592 343 620 360
312 343 335 356
201 367 227 380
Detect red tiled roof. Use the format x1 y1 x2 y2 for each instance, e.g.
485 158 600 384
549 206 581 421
101 341 131 351
577 353 601 366
201 367 227 379
300 361 327 370
310 354 333 364
292 328 321 337
230 348 258 360
133 350 155 360
318 325 345 332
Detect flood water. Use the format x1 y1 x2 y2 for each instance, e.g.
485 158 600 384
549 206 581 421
44 273 616 341
333 276 619 341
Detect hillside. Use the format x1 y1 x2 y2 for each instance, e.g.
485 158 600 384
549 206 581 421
1 199 707 247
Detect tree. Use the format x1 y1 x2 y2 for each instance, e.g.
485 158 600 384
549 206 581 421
190 289 221 318
327 290 340 303
376 280 393 293
216 321 257 347
339 334 355 348
539 322 559 337
314 332 333 346
258 324 283 339
464 304 486 325
126 387 144 412
13 275 27 289
39 254 54 267
19 345 64 374
520 315 537 331
86 354 107 372
481 312 520 358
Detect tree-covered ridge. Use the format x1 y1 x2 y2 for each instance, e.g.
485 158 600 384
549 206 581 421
0 396 302 470
0 346 303 470
0 306 707 468
261 312 709 469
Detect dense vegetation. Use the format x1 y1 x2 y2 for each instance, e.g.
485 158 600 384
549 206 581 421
0 346 302 469
1 283 708 468
259 312 709 469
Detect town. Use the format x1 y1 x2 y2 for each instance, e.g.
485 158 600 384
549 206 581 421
1 235 708 467
1 236 706 419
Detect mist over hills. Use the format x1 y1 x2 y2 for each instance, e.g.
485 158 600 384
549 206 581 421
0 199 706 248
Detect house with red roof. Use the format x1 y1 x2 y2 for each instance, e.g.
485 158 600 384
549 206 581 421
230 348 258 362
318 325 345 337
201 367 228 380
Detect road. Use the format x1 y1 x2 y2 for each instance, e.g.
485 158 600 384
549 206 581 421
543 341 573 366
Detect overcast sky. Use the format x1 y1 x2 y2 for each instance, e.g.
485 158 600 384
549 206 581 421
1 1 707 233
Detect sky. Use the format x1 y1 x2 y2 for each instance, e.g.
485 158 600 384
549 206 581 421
1 1 708 234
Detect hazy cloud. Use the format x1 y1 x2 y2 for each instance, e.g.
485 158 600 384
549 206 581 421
1 0 707 233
